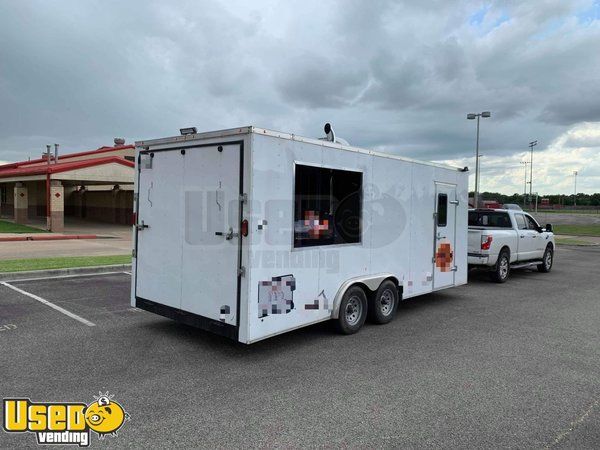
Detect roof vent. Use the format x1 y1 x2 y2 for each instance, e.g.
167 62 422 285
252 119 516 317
114 137 126 146
320 123 349 146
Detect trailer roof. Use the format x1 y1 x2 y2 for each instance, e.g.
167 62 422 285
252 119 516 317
135 126 466 172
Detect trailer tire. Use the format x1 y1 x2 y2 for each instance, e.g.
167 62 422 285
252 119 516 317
537 245 553 273
335 286 368 335
490 248 510 283
368 280 399 324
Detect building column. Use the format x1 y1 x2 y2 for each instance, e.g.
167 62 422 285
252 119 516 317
50 180 64 232
14 182 28 224
112 185 120 224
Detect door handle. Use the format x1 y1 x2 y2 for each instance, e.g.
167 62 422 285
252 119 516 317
436 232 446 240
215 227 238 240
135 220 149 231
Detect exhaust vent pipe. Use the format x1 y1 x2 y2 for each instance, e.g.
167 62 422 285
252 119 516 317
54 144 59 164
320 123 349 146
114 137 126 146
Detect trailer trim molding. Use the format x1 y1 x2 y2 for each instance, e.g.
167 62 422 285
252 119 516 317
331 273 398 319
136 126 464 172
136 296 239 340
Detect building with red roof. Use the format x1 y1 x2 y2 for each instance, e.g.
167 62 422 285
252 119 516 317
0 140 135 231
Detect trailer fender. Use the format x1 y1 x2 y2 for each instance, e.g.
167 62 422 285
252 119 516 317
331 273 398 319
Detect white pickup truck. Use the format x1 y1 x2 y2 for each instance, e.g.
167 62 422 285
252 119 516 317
468 208 555 282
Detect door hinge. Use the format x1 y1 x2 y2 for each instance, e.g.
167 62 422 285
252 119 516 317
450 200 459 205
240 193 248 203
451 266 458 272
238 266 246 277
134 193 139 202
432 256 436 263
135 220 149 231
132 249 136 258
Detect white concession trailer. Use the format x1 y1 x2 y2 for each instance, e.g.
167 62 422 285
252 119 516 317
132 125 469 343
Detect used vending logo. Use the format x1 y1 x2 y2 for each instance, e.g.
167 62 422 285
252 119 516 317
2 392 129 447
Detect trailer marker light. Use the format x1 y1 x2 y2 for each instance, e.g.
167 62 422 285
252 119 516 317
180 127 197 136
481 235 493 250
241 219 248 237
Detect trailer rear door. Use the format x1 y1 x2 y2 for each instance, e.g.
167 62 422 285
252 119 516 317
135 150 184 309
180 143 243 326
135 141 244 330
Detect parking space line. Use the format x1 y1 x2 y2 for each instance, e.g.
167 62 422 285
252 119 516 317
2 271 129 283
0 282 96 327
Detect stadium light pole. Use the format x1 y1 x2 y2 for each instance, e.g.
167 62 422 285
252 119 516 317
520 161 529 207
528 140 537 207
467 111 491 208
573 170 578 207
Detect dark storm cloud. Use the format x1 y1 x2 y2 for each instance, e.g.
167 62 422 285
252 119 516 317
541 83 600 125
0 0 599 193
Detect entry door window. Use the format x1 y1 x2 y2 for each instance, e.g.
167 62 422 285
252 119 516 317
437 194 448 227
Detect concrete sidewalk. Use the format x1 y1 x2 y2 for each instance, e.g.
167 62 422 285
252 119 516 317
0 220 132 260
0 238 132 260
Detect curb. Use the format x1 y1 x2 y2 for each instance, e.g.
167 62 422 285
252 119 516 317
0 264 132 282
0 234 97 242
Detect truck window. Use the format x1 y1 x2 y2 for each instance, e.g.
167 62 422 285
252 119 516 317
468 211 512 228
437 194 447 227
515 214 527 230
525 215 540 230
294 164 362 248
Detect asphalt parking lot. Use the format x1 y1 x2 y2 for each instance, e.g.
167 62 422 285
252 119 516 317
1 246 599 448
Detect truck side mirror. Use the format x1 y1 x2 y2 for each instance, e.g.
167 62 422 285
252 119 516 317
545 223 553 233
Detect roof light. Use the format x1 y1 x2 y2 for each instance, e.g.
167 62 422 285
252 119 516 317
180 127 197 136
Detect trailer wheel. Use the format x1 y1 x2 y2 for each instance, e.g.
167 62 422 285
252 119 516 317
335 286 368 335
537 245 553 273
368 280 399 324
490 248 510 283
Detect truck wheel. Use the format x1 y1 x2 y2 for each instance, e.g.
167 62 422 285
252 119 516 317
368 280 399 324
537 245 554 273
335 286 368 334
490 249 510 283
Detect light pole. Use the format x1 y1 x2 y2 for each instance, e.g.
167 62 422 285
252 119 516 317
528 140 537 207
467 111 491 208
573 171 578 207
520 161 529 207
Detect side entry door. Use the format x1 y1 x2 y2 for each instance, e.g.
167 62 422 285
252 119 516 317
433 183 457 289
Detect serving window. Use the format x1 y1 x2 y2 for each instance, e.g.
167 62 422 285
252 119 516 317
294 164 362 248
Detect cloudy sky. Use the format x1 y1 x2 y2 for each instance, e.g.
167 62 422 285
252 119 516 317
1 0 599 194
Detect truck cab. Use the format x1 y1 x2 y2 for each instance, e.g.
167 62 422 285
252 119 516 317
467 208 555 282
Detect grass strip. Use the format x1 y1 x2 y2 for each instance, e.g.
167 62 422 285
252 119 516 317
0 255 131 272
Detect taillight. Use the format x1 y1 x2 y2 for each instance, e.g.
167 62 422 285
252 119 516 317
481 235 493 250
241 219 248 237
